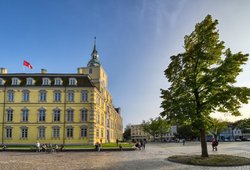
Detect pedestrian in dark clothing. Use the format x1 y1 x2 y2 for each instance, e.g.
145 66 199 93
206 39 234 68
141 140 145 149
95 142 101 152
119 144 123 151
135 141 141 150
60 145 64 152
212 138 218 151
116 139 119 147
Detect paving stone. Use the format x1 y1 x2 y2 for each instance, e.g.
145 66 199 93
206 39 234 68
0 142 250 170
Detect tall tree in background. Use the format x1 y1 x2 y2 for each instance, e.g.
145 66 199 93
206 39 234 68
175 124 199 140
123 124 131 141
157 117 171 141
161 15 250 157
208 119 228 140
142 117 170 141
235 119 250 133
142 118 159 141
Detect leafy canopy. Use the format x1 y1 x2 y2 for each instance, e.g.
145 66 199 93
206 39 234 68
208 119 228 138
142 117 170 141
161 15 250 130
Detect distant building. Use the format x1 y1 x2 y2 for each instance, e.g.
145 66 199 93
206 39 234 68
218 126 242 141
232 127 242 140
130 124 177 142
131 124 150 141
0 40 123 145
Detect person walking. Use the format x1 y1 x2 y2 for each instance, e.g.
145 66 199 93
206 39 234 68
36 141 40 152
141 139 145 149
212 138 218 151
116 139 119 147
183 139 186 146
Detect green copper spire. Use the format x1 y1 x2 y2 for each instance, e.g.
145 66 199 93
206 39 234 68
87 37 101 67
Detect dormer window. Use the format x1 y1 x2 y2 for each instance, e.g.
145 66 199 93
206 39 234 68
42 78 51 85
0 78 5 86
69 78 77 86
54 78 62 85
26 78 34 85
12 78 20 85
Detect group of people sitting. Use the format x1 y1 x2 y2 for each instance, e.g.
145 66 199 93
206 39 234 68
95 142 101 152
134 139 146 150
36 141 63 153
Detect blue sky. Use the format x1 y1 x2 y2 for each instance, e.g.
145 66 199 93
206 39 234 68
1 0 250 127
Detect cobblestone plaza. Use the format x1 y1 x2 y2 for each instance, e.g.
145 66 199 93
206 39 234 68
1 142 250 170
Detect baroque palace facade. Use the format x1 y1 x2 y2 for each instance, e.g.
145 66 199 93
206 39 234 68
0 43 123 145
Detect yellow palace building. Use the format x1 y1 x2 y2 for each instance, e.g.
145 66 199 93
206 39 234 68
0 42 123 146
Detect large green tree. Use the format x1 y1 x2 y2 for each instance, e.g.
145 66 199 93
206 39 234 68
157 117 171 141
142 117 170 141
123 124 131 141
160 15 250 157
142 118 159 141
208 119 228 140
235 118 250 133
175 124 199 140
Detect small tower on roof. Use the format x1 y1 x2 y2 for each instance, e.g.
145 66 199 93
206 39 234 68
78 37 108 89
87 37 101 67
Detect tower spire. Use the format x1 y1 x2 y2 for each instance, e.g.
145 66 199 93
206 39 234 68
87 37 101 67
93 36 96 51
92 36 98 56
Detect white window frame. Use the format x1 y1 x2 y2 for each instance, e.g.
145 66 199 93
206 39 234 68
12 78 20 85
69 78 77 85
54 78 62 85
42 78 51 85
66 109 74 122
67 90 74 102
6 108 13 122
39 90 47 102
52 126 60 138
22 90 30 102
54 90 61 102
0 78 5 86
21 126 28 139
66 126 73 138
7 90 14 102
5 126 12 138
80 126 88 138
38 126 46 139
38 109 46 122
80 109 88 122
26 78 34 85
22 109 29 122
81 90 88 102
53 109 61 122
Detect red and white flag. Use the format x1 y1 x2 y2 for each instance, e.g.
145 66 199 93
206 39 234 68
23 60 33 69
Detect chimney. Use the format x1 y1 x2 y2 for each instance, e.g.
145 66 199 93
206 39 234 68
41 69 47 74
0 68 7 74
77 67 84 74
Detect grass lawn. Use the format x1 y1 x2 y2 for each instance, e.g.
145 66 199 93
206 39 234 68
101 142 133 148
2 142 133 150
168 154 250 166
64 145 95 149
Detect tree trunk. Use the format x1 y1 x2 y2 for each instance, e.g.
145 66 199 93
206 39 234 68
214 134 217 140
200 128 208 157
